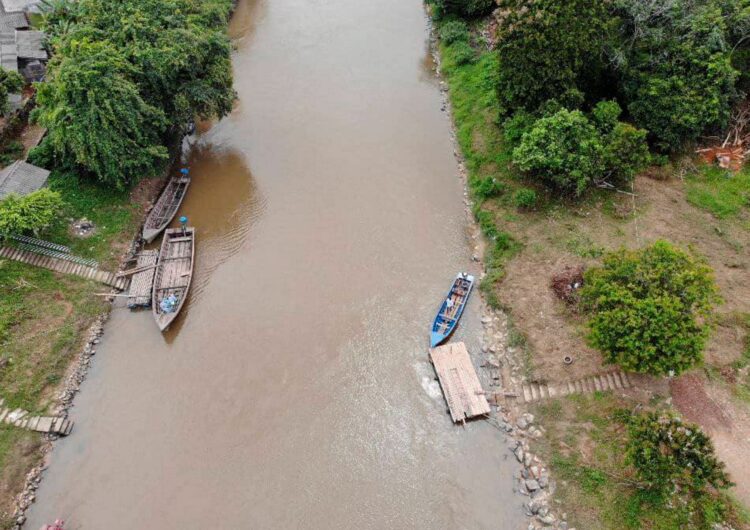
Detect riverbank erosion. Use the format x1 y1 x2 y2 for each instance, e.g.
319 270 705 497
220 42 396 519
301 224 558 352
430 3 750 529
24 0 525 528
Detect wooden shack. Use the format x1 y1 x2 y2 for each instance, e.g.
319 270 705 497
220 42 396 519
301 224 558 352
429 342 490 424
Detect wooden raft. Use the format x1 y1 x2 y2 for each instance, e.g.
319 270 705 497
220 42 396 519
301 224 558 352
429 342 490 423
127 250 158 308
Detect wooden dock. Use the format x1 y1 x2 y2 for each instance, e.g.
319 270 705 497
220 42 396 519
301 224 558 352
0 398 72 436
0 245 128 290
429 342 491 423
127 250 158 308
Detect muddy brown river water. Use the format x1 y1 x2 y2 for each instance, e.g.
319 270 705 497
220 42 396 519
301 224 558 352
26 0 523 528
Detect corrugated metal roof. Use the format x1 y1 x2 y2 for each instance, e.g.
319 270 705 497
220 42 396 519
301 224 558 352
0 11 26 33
1 0 41 14
16 30 45 59
0 160 50 199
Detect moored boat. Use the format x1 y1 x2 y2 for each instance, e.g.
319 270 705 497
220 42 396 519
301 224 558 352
430 272 474 348
152 227 195 331
142 168 191 243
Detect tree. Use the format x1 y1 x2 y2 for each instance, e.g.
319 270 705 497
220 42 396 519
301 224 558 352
0 67 23 115
32 39 169 187
0 189 64 239
580 241 720 375
627 412 731 496
494 0 615 114
615 0 741 150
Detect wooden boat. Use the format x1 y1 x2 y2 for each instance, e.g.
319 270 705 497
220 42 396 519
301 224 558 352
152 227 195 331
142 169 191 243
430 273 475 348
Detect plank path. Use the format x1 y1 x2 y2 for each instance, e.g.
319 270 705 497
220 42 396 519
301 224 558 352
429 342 491 423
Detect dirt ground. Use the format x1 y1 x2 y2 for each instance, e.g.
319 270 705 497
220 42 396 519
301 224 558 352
497 173 750 383
672 374 750 507
492 170 750 508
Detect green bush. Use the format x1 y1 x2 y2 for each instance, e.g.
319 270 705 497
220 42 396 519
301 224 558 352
0 67 23 115
627 412 731 496
474 176 507 199
512 104 649 195
450 41 476 66
580 241 720 375
502 110 536 146
512 108 604 196
0 189 65 239
440 20 469 45
513 188 537 209
432 0 495 18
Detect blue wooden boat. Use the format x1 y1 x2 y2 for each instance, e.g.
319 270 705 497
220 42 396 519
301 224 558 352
430 273 475 348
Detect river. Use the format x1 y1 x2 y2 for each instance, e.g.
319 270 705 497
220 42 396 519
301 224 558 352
25 0 523 528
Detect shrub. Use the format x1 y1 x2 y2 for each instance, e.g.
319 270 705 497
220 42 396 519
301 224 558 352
580 241 720 375
512 104 649 195
450 41 476 66
0 189 65 239
502 110 536 146
513 188 537 209
474 176 507 199
440 20 469 45
512 108 604 196
0 67 23 115
627 412 731 497
432 0 495 18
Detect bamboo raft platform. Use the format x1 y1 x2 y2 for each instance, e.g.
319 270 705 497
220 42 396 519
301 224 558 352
429 342 490 424
0 398 73 436
0 246 129 290
126 250 159 308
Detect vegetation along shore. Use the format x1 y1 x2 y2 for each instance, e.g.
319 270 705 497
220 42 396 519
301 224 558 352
429 0 750 528
0 0 236 527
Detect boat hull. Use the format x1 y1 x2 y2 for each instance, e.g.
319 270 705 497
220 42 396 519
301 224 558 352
142 174 191 243
152 227 195 332
430 273 474 347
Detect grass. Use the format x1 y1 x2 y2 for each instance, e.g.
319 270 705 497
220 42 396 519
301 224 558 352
0 424 41 529
686 165 750 220
532 393 750 529
44 170 140 267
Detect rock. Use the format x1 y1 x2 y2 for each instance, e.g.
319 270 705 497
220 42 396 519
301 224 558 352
517 416 530 430
514 446 525 463
538 513 555 526
538 474 549 489
481 316 492 324
525 479 540 491
559 522 568 530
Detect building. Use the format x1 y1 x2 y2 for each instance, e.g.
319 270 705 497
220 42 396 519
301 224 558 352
0 160 50 199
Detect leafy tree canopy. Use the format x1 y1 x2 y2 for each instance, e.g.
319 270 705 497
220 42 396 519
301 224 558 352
581 241 720 375
0 67 23 116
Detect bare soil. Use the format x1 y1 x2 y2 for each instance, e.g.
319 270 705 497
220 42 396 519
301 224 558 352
497 173 750 382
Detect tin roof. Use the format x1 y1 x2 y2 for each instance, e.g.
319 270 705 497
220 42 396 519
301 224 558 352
0 160 50 199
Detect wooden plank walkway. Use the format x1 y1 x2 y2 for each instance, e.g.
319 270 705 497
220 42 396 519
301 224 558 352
429 342 491 423
0 246 128 290
517 370 632 404
0 398 73 436
127 250 158 308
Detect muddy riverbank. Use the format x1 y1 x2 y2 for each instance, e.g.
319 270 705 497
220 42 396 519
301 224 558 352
24 1 525 528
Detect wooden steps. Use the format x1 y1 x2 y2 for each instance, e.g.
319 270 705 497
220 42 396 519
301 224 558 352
0 398 73 436
0 246 128 290
518 371 632 404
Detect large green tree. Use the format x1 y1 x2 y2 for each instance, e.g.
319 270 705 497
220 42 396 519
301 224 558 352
494 0 616 113
616 0 742 150
33 0 235 186
32 39 168 187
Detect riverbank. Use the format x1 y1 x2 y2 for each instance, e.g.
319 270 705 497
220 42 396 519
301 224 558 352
0 171 164 528
431 9 750 530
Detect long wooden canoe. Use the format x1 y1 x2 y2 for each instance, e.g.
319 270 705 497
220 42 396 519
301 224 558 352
152 227 195 331
142 170 191 243
430 273 474 348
